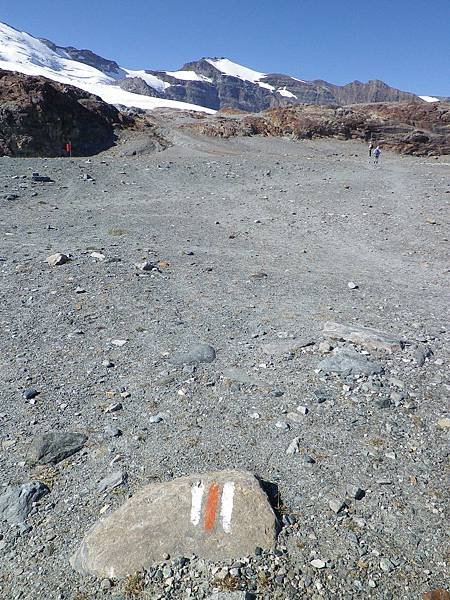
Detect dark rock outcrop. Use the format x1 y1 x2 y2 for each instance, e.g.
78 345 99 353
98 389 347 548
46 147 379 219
39 38 124 78
185 101 450 156
0 69 122 157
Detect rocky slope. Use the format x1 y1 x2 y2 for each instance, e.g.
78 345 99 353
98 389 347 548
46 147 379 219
185 101 450 156
0 69 123 157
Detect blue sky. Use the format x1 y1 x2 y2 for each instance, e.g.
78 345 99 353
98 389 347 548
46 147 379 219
2 0 449 95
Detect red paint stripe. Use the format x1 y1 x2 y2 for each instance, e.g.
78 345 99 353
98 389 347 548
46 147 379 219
204 482 220 531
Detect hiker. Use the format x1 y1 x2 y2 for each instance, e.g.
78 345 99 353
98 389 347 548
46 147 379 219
368 141 373 157
374 145 381 164
65 141 72 157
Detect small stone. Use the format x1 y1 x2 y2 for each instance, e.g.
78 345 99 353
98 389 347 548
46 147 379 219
100 579 112 591
296 405 308 415
303 454 316 464
319 340 333 353
111 339 127 347
104 426 122 438
105 402 123 413
149 414 163 424
136 260 157 271
75 286 86 294
271 389 284 397
90 252 105 260
379 557 394 572
102 360 114 368
329 499 347 514
285 438 300 455
346 485 366 500
23 388 38 400
275 421 289 431
47 253 69 266
318 348 383 377
347 281 358 289
98 471 127 493
437 418 450 429
310 559 326 569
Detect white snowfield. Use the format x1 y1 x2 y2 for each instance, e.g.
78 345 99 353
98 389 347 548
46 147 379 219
165 70 213 83
0 22 215 113
419 95 440 103
206 57 304 98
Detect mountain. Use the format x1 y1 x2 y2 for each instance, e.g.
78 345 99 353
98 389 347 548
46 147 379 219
0 22 441 115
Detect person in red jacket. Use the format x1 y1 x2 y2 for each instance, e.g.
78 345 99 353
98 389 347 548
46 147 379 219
65 141 72 157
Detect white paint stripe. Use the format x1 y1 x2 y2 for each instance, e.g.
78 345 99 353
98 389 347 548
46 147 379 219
190 481 204 526
220 481 235 533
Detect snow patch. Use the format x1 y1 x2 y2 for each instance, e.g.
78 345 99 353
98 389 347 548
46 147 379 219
278 87 297 99
419 95 440 103
165 70 212 83
206 57 275 92
123 69 171 92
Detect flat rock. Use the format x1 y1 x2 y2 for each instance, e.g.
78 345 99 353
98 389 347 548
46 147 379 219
28 431 87 465
168 343 216 365
0 481 49 525
318 348 383 376
70 469 277 578
323 321 404 352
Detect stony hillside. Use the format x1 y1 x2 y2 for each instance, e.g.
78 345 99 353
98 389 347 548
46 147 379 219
0 69 122 157
185 101 450 156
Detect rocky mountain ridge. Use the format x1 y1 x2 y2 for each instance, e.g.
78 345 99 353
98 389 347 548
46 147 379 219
0 21 434 114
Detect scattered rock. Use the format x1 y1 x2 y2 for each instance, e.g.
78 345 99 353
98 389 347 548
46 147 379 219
104 425 122 438
329 499 347 514
347 281 358 289
322 321 404 352
346 485 365 500
168 344 216 366
70 470 277 577
379 557 394 572
285 438 300 455
310 559 326 569
27 431 87 465
437 418 450 429
23 388 38 400
98 471 127 494
318 348 383 376
136 260 158 271
47 253 69 266
0 481 49 525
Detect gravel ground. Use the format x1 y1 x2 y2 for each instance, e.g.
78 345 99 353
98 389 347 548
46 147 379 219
0 133 449 600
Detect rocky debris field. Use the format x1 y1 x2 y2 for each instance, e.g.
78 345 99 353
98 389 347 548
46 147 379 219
0 134 449 600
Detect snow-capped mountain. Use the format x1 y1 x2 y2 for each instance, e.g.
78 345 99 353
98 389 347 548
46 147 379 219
0 22 214 113
0 22 440 114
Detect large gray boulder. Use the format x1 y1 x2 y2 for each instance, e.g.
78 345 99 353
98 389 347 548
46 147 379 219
70 470 277 578
28 431 87 465
323 321 404 352
0 481 49 525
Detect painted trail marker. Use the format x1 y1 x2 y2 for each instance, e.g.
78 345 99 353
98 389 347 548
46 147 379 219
70 470 277 578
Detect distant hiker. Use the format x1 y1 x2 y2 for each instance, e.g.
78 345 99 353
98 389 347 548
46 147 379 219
65 141 72 157
368 141 373 157
374 146 381 164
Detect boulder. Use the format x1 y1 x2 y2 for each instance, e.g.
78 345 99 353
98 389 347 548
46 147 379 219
70 470 277 578
28 431 87 465
322 321 404 352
